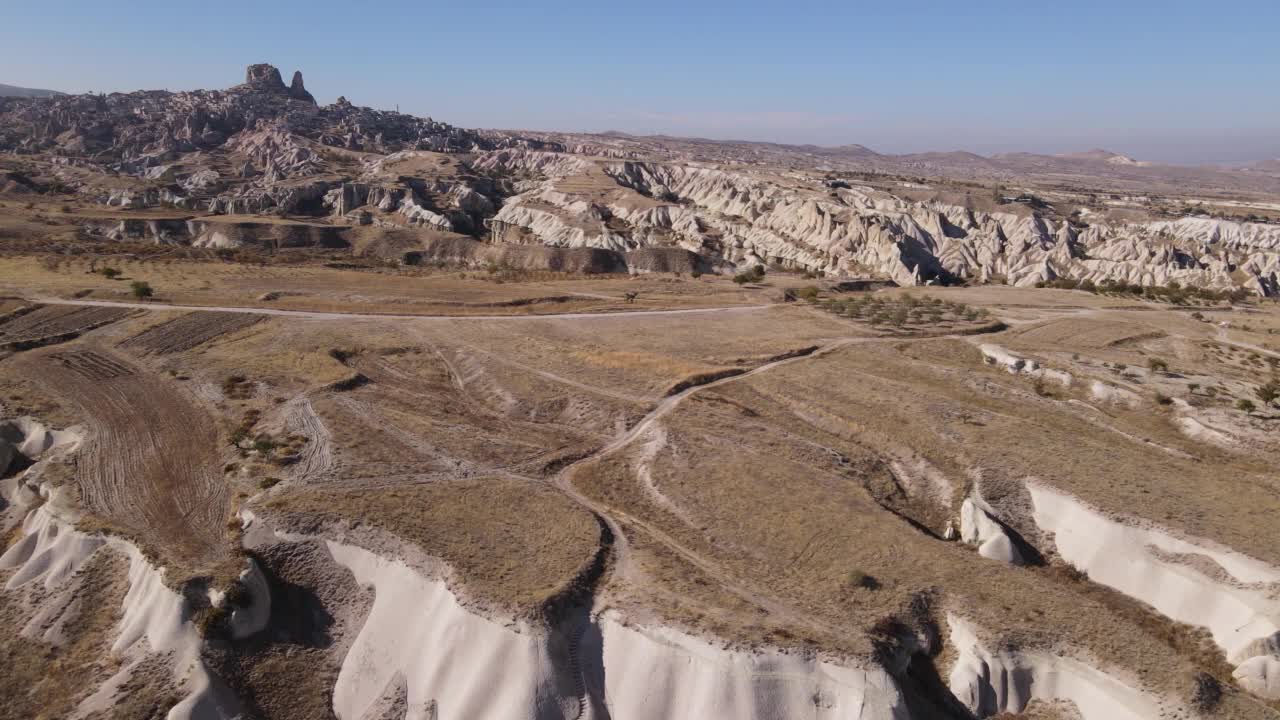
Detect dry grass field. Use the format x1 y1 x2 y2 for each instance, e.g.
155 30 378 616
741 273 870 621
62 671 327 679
3 256 1279 718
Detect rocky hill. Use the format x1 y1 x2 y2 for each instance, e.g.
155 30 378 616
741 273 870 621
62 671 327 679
0 83 65 98
2 64 1279 296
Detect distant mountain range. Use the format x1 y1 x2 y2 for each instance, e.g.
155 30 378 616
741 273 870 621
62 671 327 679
0 83 65 98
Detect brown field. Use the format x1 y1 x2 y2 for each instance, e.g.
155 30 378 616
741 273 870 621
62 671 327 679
0 304 135 350
119 311 264 355
16 346 233 577
3 261 1279 717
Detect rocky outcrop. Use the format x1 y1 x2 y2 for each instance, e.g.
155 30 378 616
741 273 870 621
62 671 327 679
947 614 1169 718
6 66 1278 295
0 63 509 215
476 150 1280 295
1027 482 1280 699
288 70 315 104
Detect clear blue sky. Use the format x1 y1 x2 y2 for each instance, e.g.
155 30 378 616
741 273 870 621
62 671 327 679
3 0 1278 164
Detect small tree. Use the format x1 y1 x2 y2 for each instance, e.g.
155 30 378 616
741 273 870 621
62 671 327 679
100 267 121 279
130 280 154 299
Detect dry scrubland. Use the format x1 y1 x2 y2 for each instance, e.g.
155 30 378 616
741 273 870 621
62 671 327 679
2 264 1280 719
0 253 761 316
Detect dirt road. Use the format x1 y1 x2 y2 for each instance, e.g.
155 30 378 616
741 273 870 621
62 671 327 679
30 296 772 322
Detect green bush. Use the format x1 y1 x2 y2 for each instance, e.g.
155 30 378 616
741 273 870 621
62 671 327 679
130 280 153 299
1236 399 1256 413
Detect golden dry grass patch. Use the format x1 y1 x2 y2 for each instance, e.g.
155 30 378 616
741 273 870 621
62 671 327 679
267 477 601 614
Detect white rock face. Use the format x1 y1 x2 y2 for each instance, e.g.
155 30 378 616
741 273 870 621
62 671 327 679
323 538 911 720
1089 381 1140 407
0 416 82 459
599 611 909 719
478 150 1280 295
978 344 1072 386
947 614 1166 719
959 497 1025 565
0 505 241 720
323 539 563 720
1027 482 1280 696
1234 655 1280 699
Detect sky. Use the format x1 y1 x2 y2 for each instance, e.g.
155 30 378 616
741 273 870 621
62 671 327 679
2 0 1278 165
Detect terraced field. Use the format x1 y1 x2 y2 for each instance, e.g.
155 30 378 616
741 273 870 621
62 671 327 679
120 311 264 355
18 345 231 574
0 304 135 352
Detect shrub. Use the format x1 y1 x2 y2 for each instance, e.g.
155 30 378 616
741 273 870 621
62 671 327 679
258 477 283 490
1256 380 1280 405
1154 392 1173 406
732 273 751 285
1236 399 1256 413
690 270 703 279
1190 672 1222 714
130 280 153 299
99 267 121 279
847 569 878 590
1147 358 1169 373
796 286 820 301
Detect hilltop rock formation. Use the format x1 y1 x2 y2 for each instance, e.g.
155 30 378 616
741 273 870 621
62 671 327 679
289 70 314 104
0 64 551 217
240 63 315 104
